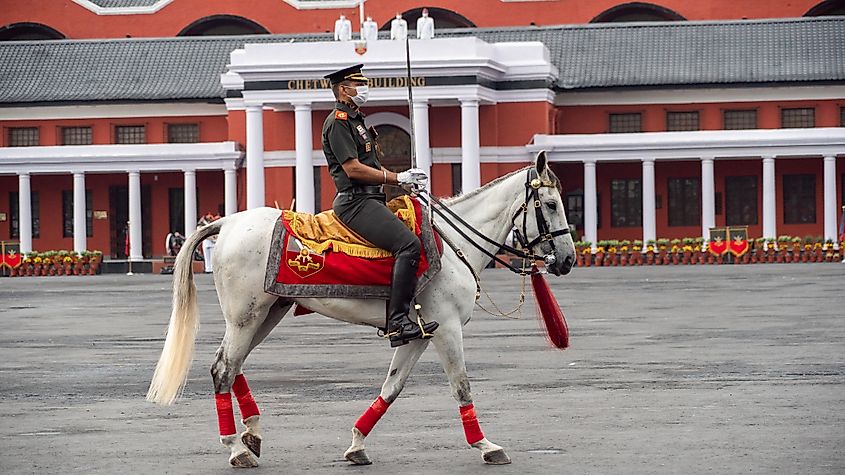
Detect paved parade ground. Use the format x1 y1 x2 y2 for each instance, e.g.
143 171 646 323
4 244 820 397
1 264 843 474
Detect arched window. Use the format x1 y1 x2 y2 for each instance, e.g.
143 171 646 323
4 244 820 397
805 0 845 16
178 15 270 36
590 2 686 23
0 22 65 41
380 7 475 31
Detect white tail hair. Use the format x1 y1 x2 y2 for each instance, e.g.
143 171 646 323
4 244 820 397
146 219 224 405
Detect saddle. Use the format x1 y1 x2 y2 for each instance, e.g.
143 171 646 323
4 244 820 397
264 195 441 300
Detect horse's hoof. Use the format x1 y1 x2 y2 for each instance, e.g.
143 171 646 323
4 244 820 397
483 449 512 465
344 448 372 465
241 432 261 458
230 451 259 468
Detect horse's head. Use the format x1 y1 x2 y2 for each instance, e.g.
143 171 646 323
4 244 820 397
514 151 576 276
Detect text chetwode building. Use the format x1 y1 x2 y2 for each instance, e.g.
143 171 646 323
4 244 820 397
1 1 843 259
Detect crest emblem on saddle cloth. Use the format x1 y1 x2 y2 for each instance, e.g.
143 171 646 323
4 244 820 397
285 236 325 279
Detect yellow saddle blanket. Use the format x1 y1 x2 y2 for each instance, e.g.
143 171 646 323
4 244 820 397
282 195 417 259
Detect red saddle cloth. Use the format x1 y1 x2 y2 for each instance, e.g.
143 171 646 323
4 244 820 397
264 196 441 301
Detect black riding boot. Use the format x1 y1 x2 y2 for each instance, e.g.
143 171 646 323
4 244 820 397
386 255 439 347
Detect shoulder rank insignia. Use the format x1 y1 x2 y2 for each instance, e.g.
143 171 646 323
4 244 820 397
335 110 348 120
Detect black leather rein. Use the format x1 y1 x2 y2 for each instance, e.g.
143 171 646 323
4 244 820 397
417 169 570 276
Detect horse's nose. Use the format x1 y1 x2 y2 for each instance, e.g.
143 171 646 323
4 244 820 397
560 254 574 275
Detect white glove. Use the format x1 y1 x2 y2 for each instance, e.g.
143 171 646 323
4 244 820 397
397 168 428 186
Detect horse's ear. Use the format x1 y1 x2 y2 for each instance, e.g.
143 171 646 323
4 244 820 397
535 150 548 174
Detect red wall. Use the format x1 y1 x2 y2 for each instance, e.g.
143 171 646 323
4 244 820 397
0 1 822 40
0 115 228 146
557 99 844 134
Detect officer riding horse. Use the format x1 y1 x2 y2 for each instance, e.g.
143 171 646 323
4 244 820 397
146 65 576 469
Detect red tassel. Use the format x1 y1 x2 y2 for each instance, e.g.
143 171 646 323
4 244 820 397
530 265 569 349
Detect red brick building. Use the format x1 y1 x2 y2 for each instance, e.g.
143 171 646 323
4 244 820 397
1 1 843 260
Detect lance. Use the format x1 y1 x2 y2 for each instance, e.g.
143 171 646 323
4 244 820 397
405 35 416 169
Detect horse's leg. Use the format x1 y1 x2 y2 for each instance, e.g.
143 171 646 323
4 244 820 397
344 338 430 465
431 322 512 465
235 299 293 459
212 296 282 468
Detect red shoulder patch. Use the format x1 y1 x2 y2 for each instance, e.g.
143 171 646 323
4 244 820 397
335 110 348 120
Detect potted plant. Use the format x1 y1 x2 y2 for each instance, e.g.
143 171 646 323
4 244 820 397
802 235 816 262
619 240 631 266
632 240 643 265
645 239 657 265
594 240 608 267
669 239 681 265
655 238 669 264
89 251 103 275
581 241 593 267
790 236 802 263
776 235 791 263
606 240 619 266
763 238 775 263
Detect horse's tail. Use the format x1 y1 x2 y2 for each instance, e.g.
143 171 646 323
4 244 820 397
146 218 226 406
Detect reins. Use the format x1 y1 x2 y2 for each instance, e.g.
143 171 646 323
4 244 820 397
414 168 570 319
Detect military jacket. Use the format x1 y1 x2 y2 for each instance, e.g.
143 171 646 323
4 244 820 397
321 101 382 192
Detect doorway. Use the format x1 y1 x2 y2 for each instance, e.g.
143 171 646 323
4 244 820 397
109 185 152 258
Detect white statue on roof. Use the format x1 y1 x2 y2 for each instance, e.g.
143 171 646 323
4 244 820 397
362 15 378 42
417 8 435 39
390 13 408 41
334 14 352 42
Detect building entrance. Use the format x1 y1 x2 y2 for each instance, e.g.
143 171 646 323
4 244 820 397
108 186 152 259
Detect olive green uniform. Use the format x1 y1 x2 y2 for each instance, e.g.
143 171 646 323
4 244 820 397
321 101 420 259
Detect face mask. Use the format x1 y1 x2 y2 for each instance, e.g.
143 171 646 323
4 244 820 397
348 85 369 106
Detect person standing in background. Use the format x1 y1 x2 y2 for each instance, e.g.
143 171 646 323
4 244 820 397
198 212 220 273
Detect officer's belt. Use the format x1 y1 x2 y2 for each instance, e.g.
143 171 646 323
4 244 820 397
337 185 384 196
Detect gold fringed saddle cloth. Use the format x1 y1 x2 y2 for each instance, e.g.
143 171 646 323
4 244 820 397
282 195 416 259
264 195 441 300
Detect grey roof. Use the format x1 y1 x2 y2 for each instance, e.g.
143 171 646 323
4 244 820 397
87 0 164 7
456 17 845 89
0 16 843 105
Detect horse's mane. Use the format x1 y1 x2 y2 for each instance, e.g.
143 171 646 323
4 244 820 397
442 164 561 205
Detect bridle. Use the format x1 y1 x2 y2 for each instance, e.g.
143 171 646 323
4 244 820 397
417 168 571 276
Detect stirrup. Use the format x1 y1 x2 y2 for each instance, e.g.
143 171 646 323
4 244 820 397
414 305 435 339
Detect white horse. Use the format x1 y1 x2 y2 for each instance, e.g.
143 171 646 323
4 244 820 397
146 152 576 468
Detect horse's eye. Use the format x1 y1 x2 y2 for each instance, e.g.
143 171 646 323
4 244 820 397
546 201 557 210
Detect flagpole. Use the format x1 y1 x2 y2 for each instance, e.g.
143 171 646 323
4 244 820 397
405 35 416 169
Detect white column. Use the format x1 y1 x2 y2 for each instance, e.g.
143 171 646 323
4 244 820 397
701 156 715 241
762 156 776 239
583 160 597 251
128 171 143 261
18 173 32 254
460 98 481 193
73 172 87 253
823 155 837 245
294 102 315 214
245 104 265 209
413 100 432 191
642 158 656 245
224 168 238 216
184 169 197 236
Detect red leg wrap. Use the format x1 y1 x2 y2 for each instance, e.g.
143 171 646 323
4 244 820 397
354 396 391 436
232 374 260 420
215 392 237 436
460 404 484 444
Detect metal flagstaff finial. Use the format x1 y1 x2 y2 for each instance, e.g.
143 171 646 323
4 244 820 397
405 35 416 169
